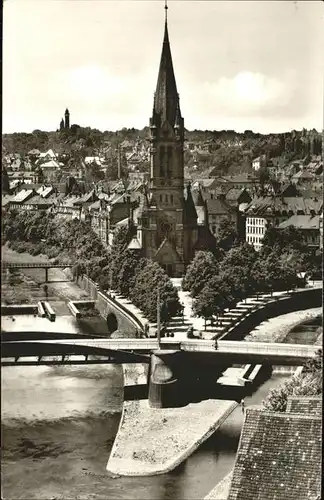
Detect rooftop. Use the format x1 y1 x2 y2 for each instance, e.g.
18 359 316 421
228 408 321 500
278 215 320 230
286 396 322 415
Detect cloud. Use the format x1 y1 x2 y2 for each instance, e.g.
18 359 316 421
199 71 291 116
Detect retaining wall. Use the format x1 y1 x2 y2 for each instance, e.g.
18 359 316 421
221 287 322 342
78 275 145 337
1 304 38 315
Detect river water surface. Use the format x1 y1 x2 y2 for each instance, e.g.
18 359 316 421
2 353 289 500
3 311 316 499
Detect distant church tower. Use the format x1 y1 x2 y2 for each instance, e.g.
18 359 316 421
64 108 70 129
129 2 199 277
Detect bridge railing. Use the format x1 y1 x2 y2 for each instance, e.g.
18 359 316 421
218 341 318 357
20 338 160 351
1 262 73 269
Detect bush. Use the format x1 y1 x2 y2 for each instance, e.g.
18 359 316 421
263 350 322 412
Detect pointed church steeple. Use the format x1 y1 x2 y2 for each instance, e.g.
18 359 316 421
153 1 181 128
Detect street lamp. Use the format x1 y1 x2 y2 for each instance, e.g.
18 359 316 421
157 286 161 348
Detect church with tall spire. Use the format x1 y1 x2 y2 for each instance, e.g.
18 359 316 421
128 2 214 277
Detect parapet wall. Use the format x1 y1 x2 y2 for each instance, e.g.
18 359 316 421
222 287 322 341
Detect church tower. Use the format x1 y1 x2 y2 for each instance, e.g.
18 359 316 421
64 108 70 129
131 2 198 277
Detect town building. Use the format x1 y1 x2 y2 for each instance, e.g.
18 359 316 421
277 215 321 250
252 154 266 171
245 195 322 251
227 397 322 500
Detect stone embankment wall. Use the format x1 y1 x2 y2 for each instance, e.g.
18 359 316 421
1 304 38 315
222 288 322 341
77 275 145 337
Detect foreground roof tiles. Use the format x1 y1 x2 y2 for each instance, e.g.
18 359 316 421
228 408 321 500
286 396 322 415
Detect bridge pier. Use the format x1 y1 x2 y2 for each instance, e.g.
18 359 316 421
148 350 191 408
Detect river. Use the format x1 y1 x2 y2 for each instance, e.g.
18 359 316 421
2 338 289 500
1 248 321 498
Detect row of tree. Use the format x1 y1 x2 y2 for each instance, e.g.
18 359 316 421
2 210 181 324
72 226 181 323
182 237 306 328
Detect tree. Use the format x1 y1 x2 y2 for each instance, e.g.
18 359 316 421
250 259 267 299
193 285 216 329
130 260 181 323
117 250 143 296
218 218 238 250
182 251 219 297
263 350 322 412
261 252 283 295
2 166 10 193
221 242 257 272
110 226 134 291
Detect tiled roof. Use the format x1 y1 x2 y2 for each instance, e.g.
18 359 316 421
36 186 54 198
11 189 34 203
278 215 319 230
39 149 56 158
247 196 322 216
292 170 313 179
222 174 257 183
41 160 60 168
286 397 322 415
206 197 234 215
26 195 53 206
228 408 321 500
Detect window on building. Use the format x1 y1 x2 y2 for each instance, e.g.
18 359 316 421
170 194 174 204
160 194 163 202
165 194 168 202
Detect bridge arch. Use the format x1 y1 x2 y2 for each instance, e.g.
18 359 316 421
107 312 118 334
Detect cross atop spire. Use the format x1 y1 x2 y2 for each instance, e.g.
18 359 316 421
164 0 168 21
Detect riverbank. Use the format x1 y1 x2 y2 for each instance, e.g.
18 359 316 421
107 399 238 476
2 245 89 304
244 307 322 344
203 309 322 500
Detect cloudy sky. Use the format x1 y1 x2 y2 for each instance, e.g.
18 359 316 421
3 0 324 134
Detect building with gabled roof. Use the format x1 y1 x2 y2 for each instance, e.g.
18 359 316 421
286 396 322 415
245 195 322 250
277 214 320 249
227 408 321 500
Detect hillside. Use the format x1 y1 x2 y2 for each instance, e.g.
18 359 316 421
2 126 322 179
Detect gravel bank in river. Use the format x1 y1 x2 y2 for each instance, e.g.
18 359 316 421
107 399 238 476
